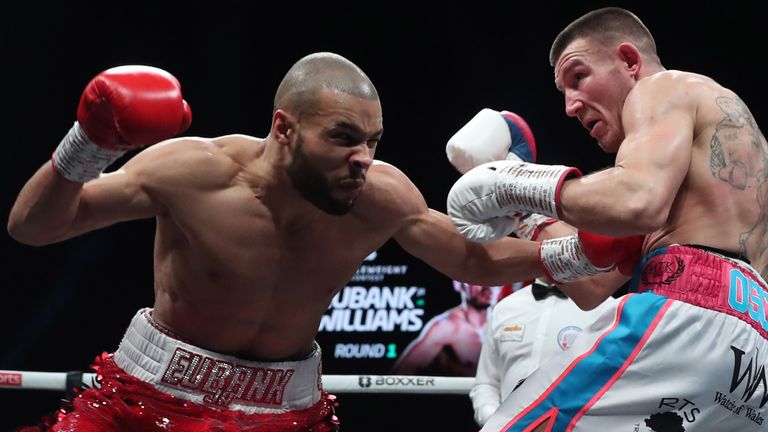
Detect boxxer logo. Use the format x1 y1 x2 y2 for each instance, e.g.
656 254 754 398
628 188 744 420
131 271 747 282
730 346 768 408
359 376 372 388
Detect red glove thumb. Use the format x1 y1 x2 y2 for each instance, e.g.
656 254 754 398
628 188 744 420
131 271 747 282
578 230 645 276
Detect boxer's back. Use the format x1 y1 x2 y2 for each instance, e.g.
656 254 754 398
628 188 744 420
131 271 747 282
645 71 768 277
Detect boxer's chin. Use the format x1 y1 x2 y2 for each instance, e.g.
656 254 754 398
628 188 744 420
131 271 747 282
287 138 355 216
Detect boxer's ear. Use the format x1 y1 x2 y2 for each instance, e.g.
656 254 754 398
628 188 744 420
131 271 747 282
616 43 642 80
273 109 296 145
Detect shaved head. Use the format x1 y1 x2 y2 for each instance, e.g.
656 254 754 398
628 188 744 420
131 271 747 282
550 7 660 67
274 52 379 118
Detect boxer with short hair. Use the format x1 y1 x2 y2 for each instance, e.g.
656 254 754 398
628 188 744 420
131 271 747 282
8 52 570 431
448 7 768 431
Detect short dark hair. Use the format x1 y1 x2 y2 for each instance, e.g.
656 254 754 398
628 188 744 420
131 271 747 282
549 7 659 66
273 52 379 117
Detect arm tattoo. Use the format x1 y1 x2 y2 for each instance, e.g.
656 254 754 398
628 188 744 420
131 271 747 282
711 96 768 275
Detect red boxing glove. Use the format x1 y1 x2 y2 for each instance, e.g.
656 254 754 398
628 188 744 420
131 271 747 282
578 231 645 276
53 65 192 182
77 65 191 149
540 231 645 283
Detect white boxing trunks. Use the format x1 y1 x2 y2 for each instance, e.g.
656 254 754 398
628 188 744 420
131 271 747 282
481 245 768 431
114 307 323 414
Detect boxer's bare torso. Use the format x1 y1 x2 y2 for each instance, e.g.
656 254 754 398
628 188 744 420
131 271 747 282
10 85 543 363
555 37 768 278
127 135 425 360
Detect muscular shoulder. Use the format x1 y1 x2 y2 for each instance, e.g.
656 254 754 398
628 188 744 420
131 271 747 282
355 160 428 220
125 134 262 189
629 71 731 112
367 160 417 194
637 71 744 133
623 71 735 137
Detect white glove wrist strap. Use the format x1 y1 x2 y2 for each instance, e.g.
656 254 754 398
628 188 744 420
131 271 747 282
52 122 126 183
495 162 580 219
540 236 613 283
513 213 557 241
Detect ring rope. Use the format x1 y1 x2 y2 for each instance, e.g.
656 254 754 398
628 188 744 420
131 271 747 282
0 370 474 394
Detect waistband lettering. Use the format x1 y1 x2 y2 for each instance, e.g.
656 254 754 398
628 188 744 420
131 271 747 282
728 269 768 331
161 347 295 407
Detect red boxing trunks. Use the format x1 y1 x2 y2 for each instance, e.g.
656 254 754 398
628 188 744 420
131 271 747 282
34 308 339 431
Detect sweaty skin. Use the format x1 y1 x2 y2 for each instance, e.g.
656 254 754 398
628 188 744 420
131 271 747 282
9 88 542 361
488 12 768 431
554 38 768 279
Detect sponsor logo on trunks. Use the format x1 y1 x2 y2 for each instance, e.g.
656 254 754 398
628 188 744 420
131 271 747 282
722 345 767 425
632 398 698 431
640 256 685 286
161 347 295 408
727 269 768 331
0 372 21 387
636 411 685 431
356 375 435 388
713 391 764 425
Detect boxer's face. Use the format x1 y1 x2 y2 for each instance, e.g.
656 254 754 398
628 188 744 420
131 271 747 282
554 37 635 153
287 89 383 215
466 284 493 309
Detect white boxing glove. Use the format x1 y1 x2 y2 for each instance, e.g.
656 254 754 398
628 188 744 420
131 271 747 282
513 212 558 241
445 108 563 243
446 108 537 174
447 161 519 242
447 160 581 242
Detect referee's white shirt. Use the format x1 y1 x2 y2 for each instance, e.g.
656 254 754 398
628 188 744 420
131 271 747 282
470 284 616 426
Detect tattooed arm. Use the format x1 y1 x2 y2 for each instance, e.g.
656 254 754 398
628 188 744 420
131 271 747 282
710 96 768 276
710 96 768 190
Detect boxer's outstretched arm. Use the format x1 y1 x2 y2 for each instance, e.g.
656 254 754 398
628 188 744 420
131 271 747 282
8 160 156 245
383 165 625 305
7 139 198 245
395 207 544 287
8 66 191 246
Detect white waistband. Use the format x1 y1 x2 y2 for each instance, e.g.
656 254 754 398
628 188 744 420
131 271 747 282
113 308 322 414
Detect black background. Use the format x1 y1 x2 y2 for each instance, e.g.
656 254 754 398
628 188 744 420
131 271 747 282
1 0 764 430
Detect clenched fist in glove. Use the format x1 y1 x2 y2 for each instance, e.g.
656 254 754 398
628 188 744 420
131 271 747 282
539 231 644 283
447 158 582 242
446 108 553 242
52 65 192 183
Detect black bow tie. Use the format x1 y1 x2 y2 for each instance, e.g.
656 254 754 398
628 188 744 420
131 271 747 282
531 282 568 301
